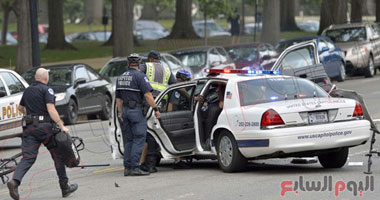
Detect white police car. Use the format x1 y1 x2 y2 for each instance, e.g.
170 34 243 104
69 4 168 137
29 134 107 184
0 69 29 139
109 68 371 172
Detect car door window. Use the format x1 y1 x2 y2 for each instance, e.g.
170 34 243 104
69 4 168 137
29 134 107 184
259 45 268 58
0 77 6 96
318 39 328 52
325 39 335 49
0 72 25 95
266 44 277 57
280 45 316 70
164 56 183 73
158 86 194 113
209 49 222 65
87 67 100 81
75 66 90 81
216 48 229 63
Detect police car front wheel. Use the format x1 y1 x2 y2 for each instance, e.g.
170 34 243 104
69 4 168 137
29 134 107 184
216 131 247 173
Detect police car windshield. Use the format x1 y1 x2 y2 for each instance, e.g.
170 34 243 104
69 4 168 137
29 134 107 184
237 77 327 106
177 52 207 68
47 68 72 86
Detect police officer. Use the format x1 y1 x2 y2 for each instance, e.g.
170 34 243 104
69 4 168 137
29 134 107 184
116 53 160 176
7 68 78 200
139 50 177 173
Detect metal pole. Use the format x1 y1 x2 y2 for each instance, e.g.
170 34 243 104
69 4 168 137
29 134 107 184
204 5 207 46
254 0 258 42
29 0 41 67
241 0 245 36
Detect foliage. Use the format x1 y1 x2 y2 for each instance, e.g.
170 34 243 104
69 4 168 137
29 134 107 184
63 0 84 23
197 0 234 18
136 0 175 14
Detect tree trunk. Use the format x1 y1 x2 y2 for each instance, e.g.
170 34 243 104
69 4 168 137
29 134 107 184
318 0 347 35
377 0 380 22
167 0 198 39
113 0 134 57
13 0 32 74
140 3 158 21
1 2 12 46
261 0 280 45
351 0 362 23
280 0 299 31
103 0 116 46
83 0 104 25
45 0 75 50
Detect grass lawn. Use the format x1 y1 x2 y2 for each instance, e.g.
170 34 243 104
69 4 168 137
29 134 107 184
0 31 316 70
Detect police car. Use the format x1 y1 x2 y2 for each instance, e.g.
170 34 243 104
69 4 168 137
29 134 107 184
0 69 29 138
109 68 371 172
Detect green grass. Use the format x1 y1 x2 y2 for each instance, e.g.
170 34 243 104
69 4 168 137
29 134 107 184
0 31 316 69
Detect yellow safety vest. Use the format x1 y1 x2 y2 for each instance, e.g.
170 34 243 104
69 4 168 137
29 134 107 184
145 62 171 92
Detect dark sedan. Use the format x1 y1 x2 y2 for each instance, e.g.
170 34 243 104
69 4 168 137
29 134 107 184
169 46 235 78
224 43 278 70
23 64 113 125
275 36 346 81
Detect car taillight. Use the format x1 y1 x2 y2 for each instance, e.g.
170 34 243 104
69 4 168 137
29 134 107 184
353 102 363 117
261 109 285 128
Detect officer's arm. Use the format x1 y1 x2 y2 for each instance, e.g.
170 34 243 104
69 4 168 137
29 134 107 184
18 105 26 115
46 103 69 133
116 98 123 115
144 92 160 119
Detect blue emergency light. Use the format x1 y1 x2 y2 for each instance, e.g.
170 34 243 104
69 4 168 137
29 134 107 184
204 68 281 75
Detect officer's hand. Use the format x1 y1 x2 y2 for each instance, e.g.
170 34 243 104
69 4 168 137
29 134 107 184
62 126 70 134
155 111 160 119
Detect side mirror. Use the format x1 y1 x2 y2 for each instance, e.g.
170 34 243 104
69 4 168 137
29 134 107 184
74 78 86 88
0 89 6 97
320 46 329 53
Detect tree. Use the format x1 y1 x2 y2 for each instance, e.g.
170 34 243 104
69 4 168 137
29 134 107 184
167 0 198 39
377 0 380 22
351 0 362 23
13 0 32 74
261 0 280 44
280 0 299 31
83 0 103 25
139 0 174 21
318 0 347 35
0 0 16 45
46 0 75 50
113 0 134 57
63 0 84 23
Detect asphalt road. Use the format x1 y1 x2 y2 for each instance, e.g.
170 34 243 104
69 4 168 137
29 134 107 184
1 74 380 200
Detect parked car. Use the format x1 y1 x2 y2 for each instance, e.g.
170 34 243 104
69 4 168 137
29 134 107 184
22 64 113 125
134 20 170 40
275 36 346 81
192 20 231 38
99 53 191 85
0 31 18 45
109 68 370 172
169 46 235 78
66 31 111 42
224 42 278 70
296 20 319 32
322 22 380 77
0 69 29 138
244 23 262 34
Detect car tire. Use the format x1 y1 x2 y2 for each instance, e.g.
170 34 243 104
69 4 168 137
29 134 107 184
63 99 78 125
318 147 349 168
337 62 346 82
216 131 247 173
364 56 375 78
99 95 111 120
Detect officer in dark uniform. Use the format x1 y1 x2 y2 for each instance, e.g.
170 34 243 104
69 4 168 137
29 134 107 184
7 68 78 200
115 53 161 176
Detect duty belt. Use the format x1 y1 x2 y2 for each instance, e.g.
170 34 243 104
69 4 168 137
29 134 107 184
123 101 143 108
23 115 53 126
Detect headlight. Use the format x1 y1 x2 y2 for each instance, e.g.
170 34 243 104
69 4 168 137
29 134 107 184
351 46 367 54
55 93 66 101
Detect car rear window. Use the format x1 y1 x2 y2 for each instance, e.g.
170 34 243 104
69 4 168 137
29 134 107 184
237 77 327 106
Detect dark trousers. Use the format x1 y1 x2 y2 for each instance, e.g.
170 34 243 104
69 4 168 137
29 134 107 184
122 107 147 168
145 134 159 168
13 123 68 186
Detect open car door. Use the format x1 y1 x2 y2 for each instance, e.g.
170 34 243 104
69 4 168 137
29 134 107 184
271 40 333 92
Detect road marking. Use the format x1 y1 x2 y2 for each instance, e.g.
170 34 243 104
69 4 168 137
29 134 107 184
348 162 363 166
93 167 123 174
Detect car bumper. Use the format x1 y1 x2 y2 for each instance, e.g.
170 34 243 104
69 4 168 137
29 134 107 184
235 120 370 159
344 52 369 69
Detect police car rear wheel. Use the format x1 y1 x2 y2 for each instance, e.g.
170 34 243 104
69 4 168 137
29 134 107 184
217 131 246 173
318 147 348 168
64 99 78 125
99 95 111 120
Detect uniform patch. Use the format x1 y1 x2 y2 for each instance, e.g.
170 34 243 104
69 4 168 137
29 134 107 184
175 91 180 98
144 77 149 83
48 88 54 95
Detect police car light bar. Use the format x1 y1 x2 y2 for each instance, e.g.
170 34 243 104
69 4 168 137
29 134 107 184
204 68 281 75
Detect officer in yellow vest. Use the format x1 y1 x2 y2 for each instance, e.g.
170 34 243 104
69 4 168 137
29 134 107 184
140 50 177 97
139 50 176 173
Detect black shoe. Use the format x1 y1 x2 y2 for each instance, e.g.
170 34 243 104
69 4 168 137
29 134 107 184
130 167 150 176
7 180 19 200
140 164 149 172
148 167 158 173
173 161 191 169
124 168 131 176
61 183 78 198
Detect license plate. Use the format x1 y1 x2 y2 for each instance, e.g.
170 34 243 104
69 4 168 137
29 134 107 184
308 111 328 124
